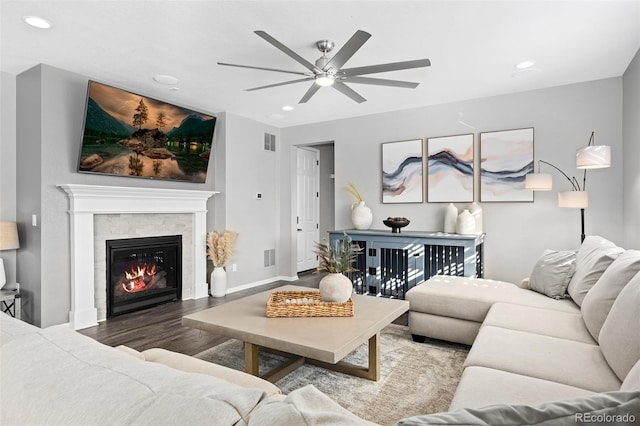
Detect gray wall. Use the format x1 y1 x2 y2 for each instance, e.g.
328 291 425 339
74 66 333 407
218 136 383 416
282 78 625 284
14 65 220 327
317 143 335 244
623 49 640 249
222 113 284 287
0 72 17 289
2 61 636 326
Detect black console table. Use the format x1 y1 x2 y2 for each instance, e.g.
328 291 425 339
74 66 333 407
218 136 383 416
329 229 485 299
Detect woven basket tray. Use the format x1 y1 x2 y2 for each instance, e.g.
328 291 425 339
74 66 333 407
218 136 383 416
266 290 354 317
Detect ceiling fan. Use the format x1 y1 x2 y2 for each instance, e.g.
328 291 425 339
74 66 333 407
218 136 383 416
218 30 431 104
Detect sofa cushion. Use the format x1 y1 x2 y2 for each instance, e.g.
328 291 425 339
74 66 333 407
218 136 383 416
582 251 640 342
448 366 594 410
599 271 640 381
482 303 595 344
622 360 640 391
247 384 376 425
567 235 624 306
1 323 268 425
142 347 281 396
0 311 40 346
528 249 576 299
408 311 481 345
398 391 640 426
407 276 579 324
464 326 621 392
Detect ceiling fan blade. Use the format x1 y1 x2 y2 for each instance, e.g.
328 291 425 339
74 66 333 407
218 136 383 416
245 78 313 92
324 30 371 71
344 76 419 89
255 30 322 74
299 83 321 103
218 62 310 76
332 82 366 103
340 58 431 77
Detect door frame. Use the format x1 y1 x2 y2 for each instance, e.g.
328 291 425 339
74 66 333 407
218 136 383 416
295 146 320 273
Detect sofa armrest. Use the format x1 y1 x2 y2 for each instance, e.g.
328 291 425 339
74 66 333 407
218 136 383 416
115 345 146 360
141 348 281 397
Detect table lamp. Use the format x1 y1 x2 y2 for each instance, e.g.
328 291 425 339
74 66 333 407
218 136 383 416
0 221 20 289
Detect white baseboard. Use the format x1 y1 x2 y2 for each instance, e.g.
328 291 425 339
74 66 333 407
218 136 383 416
226 275 299 294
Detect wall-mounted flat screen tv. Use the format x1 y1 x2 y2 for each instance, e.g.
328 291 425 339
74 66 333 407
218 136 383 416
78 81 216 183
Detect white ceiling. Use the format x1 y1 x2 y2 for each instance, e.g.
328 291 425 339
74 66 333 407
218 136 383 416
2 1 639 128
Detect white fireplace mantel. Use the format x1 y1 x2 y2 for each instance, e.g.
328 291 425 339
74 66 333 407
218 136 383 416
58 184 218 330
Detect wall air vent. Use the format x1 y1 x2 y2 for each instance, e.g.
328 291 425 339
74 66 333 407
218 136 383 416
264 133 276 152
264 248 276 267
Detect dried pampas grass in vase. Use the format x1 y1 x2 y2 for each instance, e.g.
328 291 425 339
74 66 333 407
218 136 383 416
207 230 237 297
206 230 238 268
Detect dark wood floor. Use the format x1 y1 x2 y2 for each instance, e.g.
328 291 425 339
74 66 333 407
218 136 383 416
79 273 408 356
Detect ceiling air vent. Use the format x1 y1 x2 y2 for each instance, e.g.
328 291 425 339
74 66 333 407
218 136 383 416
264 133 276 152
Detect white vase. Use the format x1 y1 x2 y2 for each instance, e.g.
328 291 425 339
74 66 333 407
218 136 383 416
351 201 373 230
444 203 458 233
319 273 353 303
456 209 476 235
469 202 483 234
210 266 227 298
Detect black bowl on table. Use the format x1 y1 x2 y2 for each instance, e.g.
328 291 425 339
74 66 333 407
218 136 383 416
383 218 410 233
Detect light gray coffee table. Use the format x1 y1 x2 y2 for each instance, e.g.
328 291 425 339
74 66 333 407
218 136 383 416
183 284 409 382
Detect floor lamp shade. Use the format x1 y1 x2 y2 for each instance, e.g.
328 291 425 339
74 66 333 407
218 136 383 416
525 173 553 190
576 145 611 169
558 191 589 208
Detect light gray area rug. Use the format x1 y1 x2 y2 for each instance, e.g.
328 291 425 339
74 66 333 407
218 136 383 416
194 324 469 426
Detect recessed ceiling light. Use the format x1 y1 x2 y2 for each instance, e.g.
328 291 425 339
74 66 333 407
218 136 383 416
282 105 294 112
515 60 536 69
23 16 52 29
168 87 180 91
153 74 180 85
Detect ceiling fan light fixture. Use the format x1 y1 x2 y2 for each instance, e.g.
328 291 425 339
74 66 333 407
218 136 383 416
23 15 52 29
515 60 535 69
315 74 335 87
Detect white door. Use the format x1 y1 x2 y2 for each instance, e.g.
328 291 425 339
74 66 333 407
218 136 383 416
296 147 320 272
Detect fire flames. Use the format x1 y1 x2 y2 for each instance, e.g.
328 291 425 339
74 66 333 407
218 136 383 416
121 263 157 293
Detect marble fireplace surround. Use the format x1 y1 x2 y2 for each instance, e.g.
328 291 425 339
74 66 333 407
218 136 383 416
59 184 217 330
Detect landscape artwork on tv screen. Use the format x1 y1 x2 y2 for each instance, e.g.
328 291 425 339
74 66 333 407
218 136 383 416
78 81 216 182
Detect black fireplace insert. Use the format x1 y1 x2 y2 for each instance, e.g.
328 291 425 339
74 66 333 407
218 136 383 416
106 235 182 317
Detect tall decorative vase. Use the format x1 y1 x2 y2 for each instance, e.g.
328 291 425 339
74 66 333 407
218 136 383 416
210 266 227 298
444 203 458 233
456 209 476 235
351 201 373 230
319 273 353 303
469 202 483 234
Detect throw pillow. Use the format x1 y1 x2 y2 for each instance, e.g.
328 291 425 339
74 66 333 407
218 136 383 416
397 391 640 426
566 235 624 306
581 250 640 342
528 250 576 299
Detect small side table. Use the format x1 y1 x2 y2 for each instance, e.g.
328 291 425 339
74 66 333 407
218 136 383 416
0 289 21 319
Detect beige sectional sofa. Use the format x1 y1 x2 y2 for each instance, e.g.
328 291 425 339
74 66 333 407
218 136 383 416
403 236 640 423
0 312 374 425
3 234 639 425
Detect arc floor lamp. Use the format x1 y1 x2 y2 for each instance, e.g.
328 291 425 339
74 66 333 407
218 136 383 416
525 132 611 243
